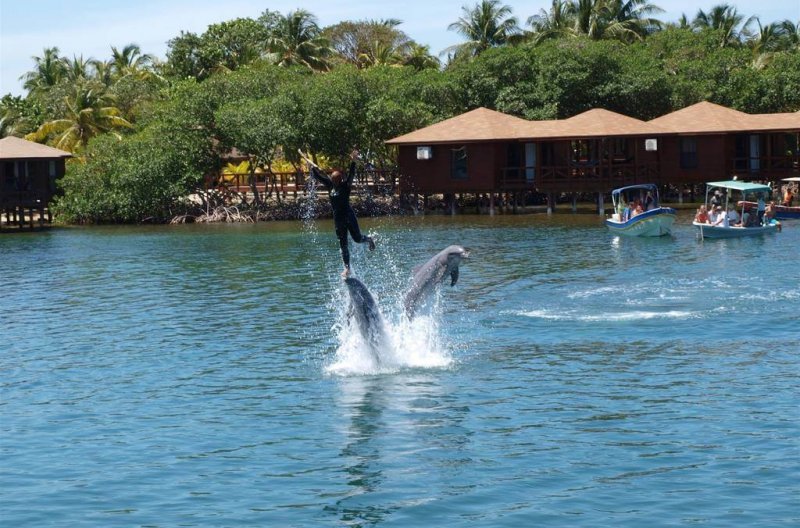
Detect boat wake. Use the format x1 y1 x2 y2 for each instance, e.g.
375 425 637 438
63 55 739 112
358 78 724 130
514 308 706 322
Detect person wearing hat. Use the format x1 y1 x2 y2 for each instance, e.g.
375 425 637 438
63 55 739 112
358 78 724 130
309 152 376 278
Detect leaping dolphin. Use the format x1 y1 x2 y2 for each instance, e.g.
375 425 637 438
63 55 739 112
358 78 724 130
403 245 470 319
344 277 388 363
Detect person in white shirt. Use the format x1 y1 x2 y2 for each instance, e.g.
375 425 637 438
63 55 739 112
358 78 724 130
709 206 720 225
726 205 739 225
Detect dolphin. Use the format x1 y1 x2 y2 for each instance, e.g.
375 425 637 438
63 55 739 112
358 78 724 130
403 245 470 318
344 277 388 362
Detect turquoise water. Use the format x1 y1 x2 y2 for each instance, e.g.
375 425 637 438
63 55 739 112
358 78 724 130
2 213 798 527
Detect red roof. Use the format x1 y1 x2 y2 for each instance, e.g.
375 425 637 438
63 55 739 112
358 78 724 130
0 136 72 159
387 101 800 145
648 101 800 133
386 107 533 144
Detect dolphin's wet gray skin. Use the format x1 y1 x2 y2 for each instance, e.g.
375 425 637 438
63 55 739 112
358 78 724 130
344 277 387 363
403 245 470 319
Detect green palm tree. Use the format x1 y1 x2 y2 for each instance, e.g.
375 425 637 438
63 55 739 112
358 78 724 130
748 19 787 52
62 55 93 82
402 44 441 70
778 19 800 50
692 3 756 47
571 0 663 42
110 43 157 78
527 0 577 44
265 9 332 71
90 59 115 87
25 81 132 152
444 0 521 58
358 41 405 68
602 0 664 42
19 47 67 93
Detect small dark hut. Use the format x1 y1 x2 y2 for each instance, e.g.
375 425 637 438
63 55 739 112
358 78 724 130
0 136 71 229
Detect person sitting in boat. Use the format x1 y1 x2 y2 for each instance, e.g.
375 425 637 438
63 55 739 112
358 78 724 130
711 206 728 227
616 199 626 220
726 205 740 225
644 191 655 211
631 203 644 218
622 201 634 221
783 186 794 207
708 205 720 225
765 201 777 224
735 210 752 227
694 204 709 224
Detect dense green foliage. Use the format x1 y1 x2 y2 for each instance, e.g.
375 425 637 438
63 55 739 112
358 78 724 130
2 3 799 223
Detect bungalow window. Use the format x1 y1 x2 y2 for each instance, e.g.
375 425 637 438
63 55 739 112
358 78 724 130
571 140 597 165
451 146 468 180
2 161 14 190
49 160 58 193
611 138 629 162
506 143 523 181
540 142 555 166
680 138 698 169
784 133 798 156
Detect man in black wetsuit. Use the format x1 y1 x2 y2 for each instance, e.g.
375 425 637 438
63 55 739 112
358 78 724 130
310 157 375 278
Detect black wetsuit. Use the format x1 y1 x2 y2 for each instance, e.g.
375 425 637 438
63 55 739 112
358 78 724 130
311 162 371 268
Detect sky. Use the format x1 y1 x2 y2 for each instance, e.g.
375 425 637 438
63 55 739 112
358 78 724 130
1 0 799 96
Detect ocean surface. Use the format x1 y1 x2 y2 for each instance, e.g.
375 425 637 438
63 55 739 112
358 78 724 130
1 211 798 527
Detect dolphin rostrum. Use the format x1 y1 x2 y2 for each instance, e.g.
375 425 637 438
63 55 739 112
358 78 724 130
403 245 470 318
344 277 388 362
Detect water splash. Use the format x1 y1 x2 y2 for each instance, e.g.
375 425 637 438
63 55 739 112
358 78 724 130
324 270 453 377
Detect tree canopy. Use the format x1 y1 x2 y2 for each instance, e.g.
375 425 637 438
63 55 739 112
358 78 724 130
1 2 798 223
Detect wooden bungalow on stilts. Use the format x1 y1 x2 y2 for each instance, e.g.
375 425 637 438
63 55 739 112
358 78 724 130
0 136 71 229
387 102 800 214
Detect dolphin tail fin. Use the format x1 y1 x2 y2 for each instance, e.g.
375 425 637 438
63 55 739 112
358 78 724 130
450 268 459 286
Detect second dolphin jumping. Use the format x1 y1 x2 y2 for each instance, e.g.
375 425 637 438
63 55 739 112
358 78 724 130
403 245 470 319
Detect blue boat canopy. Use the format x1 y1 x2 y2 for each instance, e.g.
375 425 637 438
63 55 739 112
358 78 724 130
706 180 772 193
611 183 657 196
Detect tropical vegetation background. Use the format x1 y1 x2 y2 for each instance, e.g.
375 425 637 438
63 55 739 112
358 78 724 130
1 1 798 223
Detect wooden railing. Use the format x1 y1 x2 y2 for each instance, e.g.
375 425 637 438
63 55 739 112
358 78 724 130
210 169 399 197
499 162 661 192
731 155 800 175
0 190 46 207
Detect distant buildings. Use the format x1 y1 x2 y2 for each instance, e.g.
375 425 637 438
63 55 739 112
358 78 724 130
387 101 800 211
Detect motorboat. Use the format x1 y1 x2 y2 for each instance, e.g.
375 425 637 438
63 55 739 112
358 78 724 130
606 184 676 237
738 177 800 219
693 180 780 239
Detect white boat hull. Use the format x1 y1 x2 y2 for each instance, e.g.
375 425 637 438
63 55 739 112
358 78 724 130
693 221 779 238
606 208 676 237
